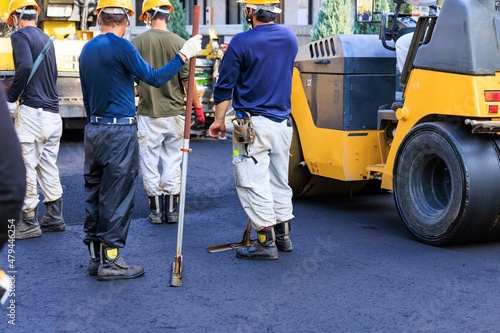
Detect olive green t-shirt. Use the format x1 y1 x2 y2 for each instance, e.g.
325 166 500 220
132 29 189 117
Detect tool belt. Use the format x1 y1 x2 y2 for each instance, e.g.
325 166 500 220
232 110 255 144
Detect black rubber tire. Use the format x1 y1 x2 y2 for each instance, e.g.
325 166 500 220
393 122 500 245
288 116 313 197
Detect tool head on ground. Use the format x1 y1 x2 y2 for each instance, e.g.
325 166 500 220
95 0 134 17
139 0 173 21
7 0 40 25
171 255 183 287
207 218 256 253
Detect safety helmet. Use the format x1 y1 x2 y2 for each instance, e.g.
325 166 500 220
236 0 279 3
7 0 41 25
95 0 134 17
139 0 173 21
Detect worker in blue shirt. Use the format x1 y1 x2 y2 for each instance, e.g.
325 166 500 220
79 0 201 280
209 0 298 260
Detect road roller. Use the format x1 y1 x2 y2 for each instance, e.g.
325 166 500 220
290 0 500 245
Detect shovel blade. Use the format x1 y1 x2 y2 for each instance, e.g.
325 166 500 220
206 242 249 253
171 256 183 287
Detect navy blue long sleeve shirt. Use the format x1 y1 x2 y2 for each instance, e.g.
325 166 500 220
7 26 59 112
214 24 298 122
79 32 185 120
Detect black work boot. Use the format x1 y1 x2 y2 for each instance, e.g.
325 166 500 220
87 241 100 275
275 221 293 252
40 197 66 232
97 243 145 281
165 194 179 223
15 207 42 240
148 195 164 224
236 227 278 260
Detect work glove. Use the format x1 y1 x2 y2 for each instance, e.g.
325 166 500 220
193 106 205 125
179 35 202 59
6 102 17 117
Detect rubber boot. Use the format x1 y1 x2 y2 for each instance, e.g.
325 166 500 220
148 195 164 224
39 197 66 232
87 241 100 276
236 227 278 260
165 194 179 224
97 243 145 281
275 221 293 252
15 207 42 240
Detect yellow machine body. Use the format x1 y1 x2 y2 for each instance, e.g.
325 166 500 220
292 68 500 190
291 68 389 182
381 69 500 189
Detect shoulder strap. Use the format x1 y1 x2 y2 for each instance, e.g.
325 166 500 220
16 36 56 101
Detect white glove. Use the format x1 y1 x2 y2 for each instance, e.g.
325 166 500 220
179 35 202 59
6 102 17 117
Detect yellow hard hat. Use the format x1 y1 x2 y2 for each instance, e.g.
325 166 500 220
236 0 280 4
7 0 41 25
95 0 135 17
139 0 173 21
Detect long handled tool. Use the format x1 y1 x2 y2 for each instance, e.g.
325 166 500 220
171 5 200 287
207 218 256 253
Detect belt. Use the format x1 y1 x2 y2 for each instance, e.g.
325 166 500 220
90 116 136 124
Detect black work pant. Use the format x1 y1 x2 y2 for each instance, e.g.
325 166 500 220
83 122 139 248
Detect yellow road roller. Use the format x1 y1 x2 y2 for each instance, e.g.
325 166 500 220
290 0 500 245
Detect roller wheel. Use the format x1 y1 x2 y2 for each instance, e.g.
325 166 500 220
288 116 312 197
393 122 500 245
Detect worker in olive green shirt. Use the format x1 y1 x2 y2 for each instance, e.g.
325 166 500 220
132 0 204 225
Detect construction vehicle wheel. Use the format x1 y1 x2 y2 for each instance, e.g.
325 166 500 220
288 116 312 197
393 122 500 245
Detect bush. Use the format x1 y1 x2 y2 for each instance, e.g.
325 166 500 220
311 0 353 41
312 0 412 40
167 0 189 39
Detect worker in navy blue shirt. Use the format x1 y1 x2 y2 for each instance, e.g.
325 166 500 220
6 0 66 240
79 0 201 281
209 0 298 260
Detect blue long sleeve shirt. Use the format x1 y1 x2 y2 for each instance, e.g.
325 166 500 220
214 24 298 122
79 32 185 120
7 26 59 112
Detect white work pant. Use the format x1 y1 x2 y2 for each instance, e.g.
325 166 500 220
233 116 294 232
137 115 184 196
15 104 63 212
395 32 414 72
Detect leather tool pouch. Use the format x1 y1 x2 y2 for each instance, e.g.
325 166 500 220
232 112 255 144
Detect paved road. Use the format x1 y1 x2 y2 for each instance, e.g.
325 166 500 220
1 131 500 332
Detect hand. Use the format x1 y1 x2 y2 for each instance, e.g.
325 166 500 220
6 101 17 117
179 35 202 60
220 42 229 54
209 120 226 140
193 106 205 125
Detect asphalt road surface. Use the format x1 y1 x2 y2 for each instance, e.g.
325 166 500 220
1 130 500 332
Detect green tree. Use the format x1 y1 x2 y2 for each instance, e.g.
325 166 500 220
311 0 353 41
167 0 189 39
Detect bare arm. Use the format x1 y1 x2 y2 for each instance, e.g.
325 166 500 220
208 100 229 140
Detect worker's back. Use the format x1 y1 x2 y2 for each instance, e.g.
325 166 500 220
8 26 58 111
215 23 298 122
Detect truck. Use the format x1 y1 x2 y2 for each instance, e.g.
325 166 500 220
290 0 500 245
